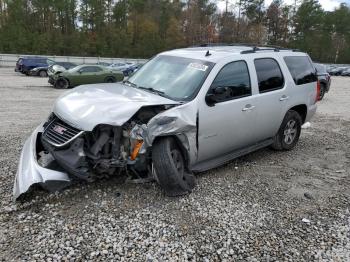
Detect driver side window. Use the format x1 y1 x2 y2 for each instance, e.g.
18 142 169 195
208 61 251 103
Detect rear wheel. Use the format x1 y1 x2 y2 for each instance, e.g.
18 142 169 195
54 78 69 89
105 77 116 83
39 70 48 77
152 137 196 196
271 110 302 151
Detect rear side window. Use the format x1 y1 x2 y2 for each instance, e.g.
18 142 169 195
81 66 102 72
208 60 251 102
254 58 284 93
284 56 317 85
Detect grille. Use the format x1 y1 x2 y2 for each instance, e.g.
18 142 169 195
43 116 83 147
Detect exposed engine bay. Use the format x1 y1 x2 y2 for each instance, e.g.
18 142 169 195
40 106 171 183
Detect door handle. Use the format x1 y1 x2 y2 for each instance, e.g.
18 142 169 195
242 105 256 111
280 95 289 101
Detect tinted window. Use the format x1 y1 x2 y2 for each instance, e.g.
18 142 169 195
81 66 101 73
208 61 251 102
254 58 284 93
284 56 317 85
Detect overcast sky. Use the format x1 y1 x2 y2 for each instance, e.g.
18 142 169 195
217 0 350 12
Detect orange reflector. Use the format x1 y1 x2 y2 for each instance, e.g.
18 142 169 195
130 140 143 160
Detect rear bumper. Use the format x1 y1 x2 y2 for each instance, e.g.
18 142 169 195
13 126 71 200
305 104 317 123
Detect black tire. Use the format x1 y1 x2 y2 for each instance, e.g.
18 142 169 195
39 70 48 77
105 77 116 83
319 83 326 100
271 110 302 151
54 78 69 89
152 137 196 196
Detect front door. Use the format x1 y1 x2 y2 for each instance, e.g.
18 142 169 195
198 60 257 162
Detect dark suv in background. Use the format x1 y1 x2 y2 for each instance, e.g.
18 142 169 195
314 63 331 100
15 57 55 75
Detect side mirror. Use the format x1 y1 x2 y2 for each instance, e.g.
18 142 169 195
78 70 83 74
213 86 228 95
205 86 228 106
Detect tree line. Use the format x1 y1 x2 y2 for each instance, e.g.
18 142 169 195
0 0 349 63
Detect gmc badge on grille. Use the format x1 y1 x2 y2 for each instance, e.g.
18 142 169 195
53 125 67 135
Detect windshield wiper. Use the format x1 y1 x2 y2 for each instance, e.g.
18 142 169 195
123 80 171 99
137 86 174 99
137 86 165 95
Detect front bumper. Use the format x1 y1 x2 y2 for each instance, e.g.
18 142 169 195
48 76 55 85
13 125 71 200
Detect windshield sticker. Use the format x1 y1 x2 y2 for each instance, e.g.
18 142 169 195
188 63 208 71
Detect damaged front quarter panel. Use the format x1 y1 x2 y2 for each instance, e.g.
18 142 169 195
13 125 71 200
143 102 198 167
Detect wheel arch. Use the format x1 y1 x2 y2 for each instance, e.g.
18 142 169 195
57 77 71 88
288 104 307 124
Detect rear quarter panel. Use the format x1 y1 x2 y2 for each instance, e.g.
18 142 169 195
277 53 317 118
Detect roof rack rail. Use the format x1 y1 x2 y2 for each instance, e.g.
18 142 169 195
189 42 300 53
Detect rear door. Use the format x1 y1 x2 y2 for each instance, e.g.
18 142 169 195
251 57 288 141
198 60 257 161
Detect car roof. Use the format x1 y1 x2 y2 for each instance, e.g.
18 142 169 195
160 45 307 63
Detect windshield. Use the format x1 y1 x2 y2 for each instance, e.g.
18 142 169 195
127 55 214 101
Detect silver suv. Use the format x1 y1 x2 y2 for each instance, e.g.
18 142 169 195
14 45 320 199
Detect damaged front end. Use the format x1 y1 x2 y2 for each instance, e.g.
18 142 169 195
13 125 71 200
13 102 198 200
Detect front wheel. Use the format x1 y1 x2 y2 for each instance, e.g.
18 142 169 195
271 110 302 151
54 78 69 89
152 137 196 196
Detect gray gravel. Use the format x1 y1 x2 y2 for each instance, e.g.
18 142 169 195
0 68 350 261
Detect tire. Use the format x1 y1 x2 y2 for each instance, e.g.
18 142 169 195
271 110 302 151
39 70 48 77
54 78 69 89
152 137 196 196
319 83 326 100
105 77 116 83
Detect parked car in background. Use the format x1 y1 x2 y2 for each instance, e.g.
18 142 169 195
341 68 350 76
329 67 348 76
326 65 337 73
107 62 135 72
30 62 77 78
314 63 331 100
123 63 144 76
51 64 124 89
96 62 112 67
14 45 319 199
15 57 55 75
48 62 78 84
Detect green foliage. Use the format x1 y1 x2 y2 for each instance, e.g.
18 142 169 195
0 0 349 62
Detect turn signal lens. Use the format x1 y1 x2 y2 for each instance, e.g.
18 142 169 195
130 140 143 160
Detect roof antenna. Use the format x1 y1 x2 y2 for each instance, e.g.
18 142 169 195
205 50 211 57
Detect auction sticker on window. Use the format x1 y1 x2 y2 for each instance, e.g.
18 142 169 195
188 63 208 71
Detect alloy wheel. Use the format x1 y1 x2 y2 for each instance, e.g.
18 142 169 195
283 120 297 145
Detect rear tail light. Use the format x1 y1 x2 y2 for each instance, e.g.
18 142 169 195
315 80 321 103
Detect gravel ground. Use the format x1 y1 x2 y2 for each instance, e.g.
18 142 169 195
0 68 350 261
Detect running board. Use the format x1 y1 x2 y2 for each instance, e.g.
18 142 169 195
191 138 274 172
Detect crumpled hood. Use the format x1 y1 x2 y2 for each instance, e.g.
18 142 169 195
53 83 178 131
